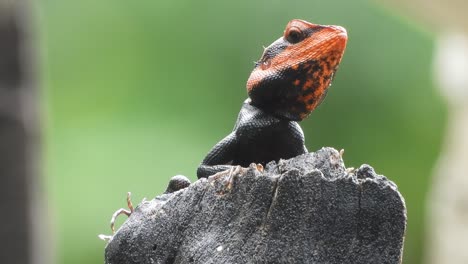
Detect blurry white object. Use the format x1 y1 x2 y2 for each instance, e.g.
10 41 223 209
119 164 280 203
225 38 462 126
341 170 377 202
427 32 468 264
434 33 468 105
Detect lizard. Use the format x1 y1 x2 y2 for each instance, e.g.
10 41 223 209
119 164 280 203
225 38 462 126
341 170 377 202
102 20 347 236
197 19 348 179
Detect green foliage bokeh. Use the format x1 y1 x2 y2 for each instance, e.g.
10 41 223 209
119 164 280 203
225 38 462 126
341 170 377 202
39 0 445 263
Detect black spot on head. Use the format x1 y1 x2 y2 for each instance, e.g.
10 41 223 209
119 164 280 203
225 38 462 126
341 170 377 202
302 87 314 95
311 62 322 73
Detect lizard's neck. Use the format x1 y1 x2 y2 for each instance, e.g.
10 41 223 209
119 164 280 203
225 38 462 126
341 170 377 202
244 98 299 121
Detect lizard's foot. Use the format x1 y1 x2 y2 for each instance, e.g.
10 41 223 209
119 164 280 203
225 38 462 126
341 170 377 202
99 192 134 241
225 165 243 190
209 165 244 193
164 175 191 194
110 192 134 234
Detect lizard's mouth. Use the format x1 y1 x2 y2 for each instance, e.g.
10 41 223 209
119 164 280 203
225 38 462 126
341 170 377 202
247 20 347 121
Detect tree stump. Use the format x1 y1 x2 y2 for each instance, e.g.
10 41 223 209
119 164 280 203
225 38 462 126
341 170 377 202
104 147 406 264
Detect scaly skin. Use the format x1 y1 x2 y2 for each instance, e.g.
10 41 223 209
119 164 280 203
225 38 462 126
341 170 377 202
197 19 347 179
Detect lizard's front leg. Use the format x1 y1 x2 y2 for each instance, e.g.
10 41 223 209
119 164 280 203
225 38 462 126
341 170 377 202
197 132 239 179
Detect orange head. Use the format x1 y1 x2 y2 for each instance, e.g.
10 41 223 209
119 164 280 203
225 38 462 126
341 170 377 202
246 19 348 121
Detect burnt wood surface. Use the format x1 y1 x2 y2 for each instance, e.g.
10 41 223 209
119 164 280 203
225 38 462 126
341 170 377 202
105 147 406 264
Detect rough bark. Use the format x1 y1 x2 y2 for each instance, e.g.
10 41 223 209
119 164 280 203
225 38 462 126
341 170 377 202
105 147 406 264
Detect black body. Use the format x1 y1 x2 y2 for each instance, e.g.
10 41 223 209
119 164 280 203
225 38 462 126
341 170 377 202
197 99 308 178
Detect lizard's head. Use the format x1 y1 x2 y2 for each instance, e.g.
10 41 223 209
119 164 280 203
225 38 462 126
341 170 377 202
246 19 347 121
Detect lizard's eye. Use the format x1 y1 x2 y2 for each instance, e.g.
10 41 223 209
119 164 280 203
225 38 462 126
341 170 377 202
285 27 304 44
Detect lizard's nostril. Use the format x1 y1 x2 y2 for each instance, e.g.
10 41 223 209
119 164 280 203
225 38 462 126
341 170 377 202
329 25 347 37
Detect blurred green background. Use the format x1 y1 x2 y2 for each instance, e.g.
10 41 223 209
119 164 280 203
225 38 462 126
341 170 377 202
38 0 445 263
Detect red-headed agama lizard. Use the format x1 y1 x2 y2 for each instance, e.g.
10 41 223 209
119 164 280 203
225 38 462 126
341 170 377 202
102 19 347 237
197 19 348 179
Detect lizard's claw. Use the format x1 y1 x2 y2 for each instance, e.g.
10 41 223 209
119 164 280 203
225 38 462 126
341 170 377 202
110 192 134 234
256 163 264 172
209 166 245 194
249 163 264 173
226 165 242 190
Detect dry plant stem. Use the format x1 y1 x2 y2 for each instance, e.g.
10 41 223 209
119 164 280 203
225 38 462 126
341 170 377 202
110 192 134 234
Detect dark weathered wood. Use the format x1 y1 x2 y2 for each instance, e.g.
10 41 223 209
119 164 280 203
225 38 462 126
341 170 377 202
105 148 406 264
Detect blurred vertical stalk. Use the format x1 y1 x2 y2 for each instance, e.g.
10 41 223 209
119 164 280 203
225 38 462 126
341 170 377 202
377 1 468 263
428 32 468 264
0 0 48 263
